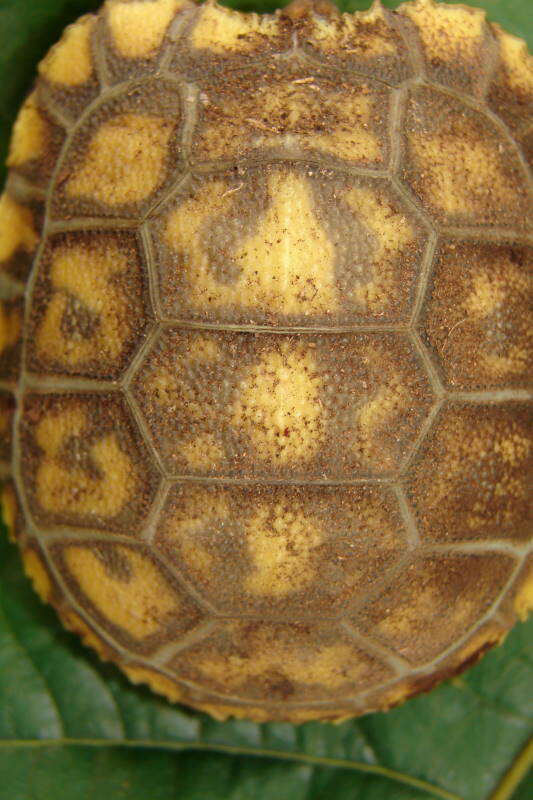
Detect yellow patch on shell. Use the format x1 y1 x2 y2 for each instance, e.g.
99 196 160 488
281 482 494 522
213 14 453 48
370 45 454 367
408 128 519 219
244 503 323 597
344 186 415 313
161 488 230 577
65 114 174 206
22 548 53 603
410 407 531 540
165 172 339 315
7 92 47 167
107 0 187 58
196 81 382 164
493 26 533 95
305 3 397 57
60 607 112 661
39 16 95 86
231 341 325 465
35 240 138 369
0 194 38 264
35 406 136 519
192 625 374 692
180 433 224 470
1 482 19 542
354 365 407 473
121 663 183 702
462 266 531 379
0 301 22 355
400 0 485 66
191 1 280 54
63 545 179 639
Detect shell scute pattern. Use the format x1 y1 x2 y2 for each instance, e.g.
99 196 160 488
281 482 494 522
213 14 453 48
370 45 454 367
0 0 531 722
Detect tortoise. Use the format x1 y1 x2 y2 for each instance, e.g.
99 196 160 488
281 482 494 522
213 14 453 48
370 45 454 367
0 0 531 723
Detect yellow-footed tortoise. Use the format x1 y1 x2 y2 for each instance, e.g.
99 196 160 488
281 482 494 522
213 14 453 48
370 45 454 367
0 0 531 722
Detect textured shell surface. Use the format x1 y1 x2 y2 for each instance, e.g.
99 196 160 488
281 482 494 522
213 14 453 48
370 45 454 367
0 0 531 723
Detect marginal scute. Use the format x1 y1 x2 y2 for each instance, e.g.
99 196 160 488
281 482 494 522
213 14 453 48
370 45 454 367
190 0 282 55
399 0 489 92
1 482 20 543
38 16 96 86
295 2 413 85
0 299 23 379
488 24 533 133
0 193 39 271
65 113 175 207
121 662 184 702
106 0 191 58
22 545 53 603
494 25 533 95
408 403 532 542
62 544 182 639
423 242 532 390
7 92 47 167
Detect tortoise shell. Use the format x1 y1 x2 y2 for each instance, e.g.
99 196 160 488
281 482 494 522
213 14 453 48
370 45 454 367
0 0 531 722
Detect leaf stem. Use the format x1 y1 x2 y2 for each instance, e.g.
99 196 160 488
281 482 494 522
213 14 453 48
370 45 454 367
488 737 533 800
0 739 463 800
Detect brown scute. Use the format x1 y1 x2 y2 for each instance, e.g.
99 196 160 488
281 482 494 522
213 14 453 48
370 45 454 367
1 0 532 723
168 620 393 704
351 553 516 666
51 539 204 654
132 328 434 479
155 482 408 618
37 15 101 121
0 391 15 463
192 65 390 167
102 0 195 83
398 0 494 95
408 403 532 543
154 164 426 326
169 0 293 76
0 190 43 282
28 230 151 380
403 85 531 227
0 298 23 382
6 92 66 189
51 79 183 219
422 242 532 391
519 126 533 168
292 1 414 86
487 23 533 135
19 392 160 534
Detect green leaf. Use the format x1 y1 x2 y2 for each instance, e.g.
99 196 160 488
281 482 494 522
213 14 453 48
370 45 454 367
1 524 532 800
0 1 532 798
